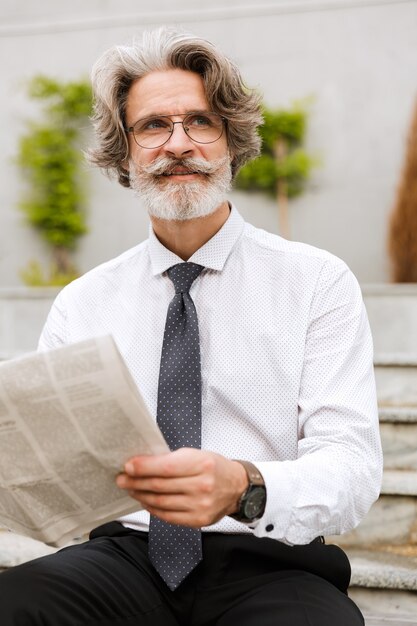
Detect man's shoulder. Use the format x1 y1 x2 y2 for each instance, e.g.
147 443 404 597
242 222 347 269
60 239 150 298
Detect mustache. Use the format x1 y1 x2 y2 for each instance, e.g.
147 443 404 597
136 155 230 177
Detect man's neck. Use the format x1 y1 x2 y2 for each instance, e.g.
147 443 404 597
150 202 230 261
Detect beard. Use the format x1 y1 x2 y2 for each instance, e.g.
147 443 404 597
129 154 232 221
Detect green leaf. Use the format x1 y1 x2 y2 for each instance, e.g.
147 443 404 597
234 101 319 198
261 107 306 149
17 75 92 263
235 155 278 195
20 260 79 287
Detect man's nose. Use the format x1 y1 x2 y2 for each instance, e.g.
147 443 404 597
162 121 195 157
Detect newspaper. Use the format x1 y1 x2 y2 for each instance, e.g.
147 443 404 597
0 335 168 546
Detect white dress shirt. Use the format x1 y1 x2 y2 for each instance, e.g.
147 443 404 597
38 205 382 545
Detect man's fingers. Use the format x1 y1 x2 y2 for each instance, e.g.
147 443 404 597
117 474 197 493
132 491 190 511
124 448 210 478
117 448 243 529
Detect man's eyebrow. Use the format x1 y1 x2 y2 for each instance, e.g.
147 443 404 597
135 109 211 119
138 111 169 118
128 112 166 126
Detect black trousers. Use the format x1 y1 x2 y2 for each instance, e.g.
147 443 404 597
0 522 364 626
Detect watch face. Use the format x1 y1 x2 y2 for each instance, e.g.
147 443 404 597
243 487 266 520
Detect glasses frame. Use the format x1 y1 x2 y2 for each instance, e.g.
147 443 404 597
125 111 226 149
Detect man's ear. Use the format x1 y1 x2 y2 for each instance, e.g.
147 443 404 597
120 156 131 182
121 157 130 173
119 155 131 185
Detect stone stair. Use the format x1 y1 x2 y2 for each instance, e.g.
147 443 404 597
375 355 417 407
332 352 417 622
344 285 417 622
364 616 417 625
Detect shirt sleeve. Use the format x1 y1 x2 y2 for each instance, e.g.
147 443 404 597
254 259 383 544
37 289 69 351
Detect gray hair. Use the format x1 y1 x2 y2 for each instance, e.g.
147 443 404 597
87 27 263 187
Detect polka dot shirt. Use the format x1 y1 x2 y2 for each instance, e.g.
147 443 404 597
38 206 383 545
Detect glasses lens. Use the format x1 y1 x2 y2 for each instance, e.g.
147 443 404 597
133 116 173 148
131 112 224 148
183 112 223 144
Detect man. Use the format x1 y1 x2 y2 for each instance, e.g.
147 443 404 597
1 28 382 625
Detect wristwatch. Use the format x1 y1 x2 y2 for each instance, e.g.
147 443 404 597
229 460 266 523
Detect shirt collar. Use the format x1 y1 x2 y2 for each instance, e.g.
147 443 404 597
148 204 245 275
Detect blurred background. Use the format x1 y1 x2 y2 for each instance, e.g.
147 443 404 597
1 0 417 285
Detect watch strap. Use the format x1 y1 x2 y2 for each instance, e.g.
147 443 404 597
230 460 266 523
234 460 265 487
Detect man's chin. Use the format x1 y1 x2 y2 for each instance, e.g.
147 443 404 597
154 176 207 190
148 203 219 222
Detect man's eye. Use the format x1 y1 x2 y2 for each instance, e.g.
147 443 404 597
187 115 211 128
138 118 170 132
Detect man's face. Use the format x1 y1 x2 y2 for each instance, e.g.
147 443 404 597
125 69 232 221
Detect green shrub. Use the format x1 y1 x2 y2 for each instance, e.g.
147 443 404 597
17 76 92 285
235 102 318 237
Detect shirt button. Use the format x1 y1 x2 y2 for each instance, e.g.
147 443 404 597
265 524 274 532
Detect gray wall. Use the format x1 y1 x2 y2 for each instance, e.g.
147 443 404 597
1 0 417 285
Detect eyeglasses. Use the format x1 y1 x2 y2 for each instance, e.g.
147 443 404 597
125 111 225 149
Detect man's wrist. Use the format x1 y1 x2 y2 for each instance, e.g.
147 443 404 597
230 460 249 514
229 460 266 523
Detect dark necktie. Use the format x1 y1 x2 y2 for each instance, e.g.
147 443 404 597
148 262 204 591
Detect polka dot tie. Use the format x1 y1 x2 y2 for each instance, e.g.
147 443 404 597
148 262 204 591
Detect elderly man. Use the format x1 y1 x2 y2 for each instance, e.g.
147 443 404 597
1 28 381 625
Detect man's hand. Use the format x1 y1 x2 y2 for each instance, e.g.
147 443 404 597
116 448 248 527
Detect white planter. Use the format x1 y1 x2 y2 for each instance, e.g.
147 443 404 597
0 287 59 358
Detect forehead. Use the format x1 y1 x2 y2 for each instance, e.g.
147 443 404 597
125 69 210 122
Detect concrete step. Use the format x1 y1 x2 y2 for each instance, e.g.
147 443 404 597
364 618 417 625
0 287 58 355
348 548 417 621
379 408 417 471
379 407 417 423
330 469 417 548
382 470 417 497
374 354 417 406
0 351 24 362
363 283 417 356
0 530 57 569
364 619 417 625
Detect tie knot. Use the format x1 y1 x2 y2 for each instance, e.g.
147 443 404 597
167 263 204 294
